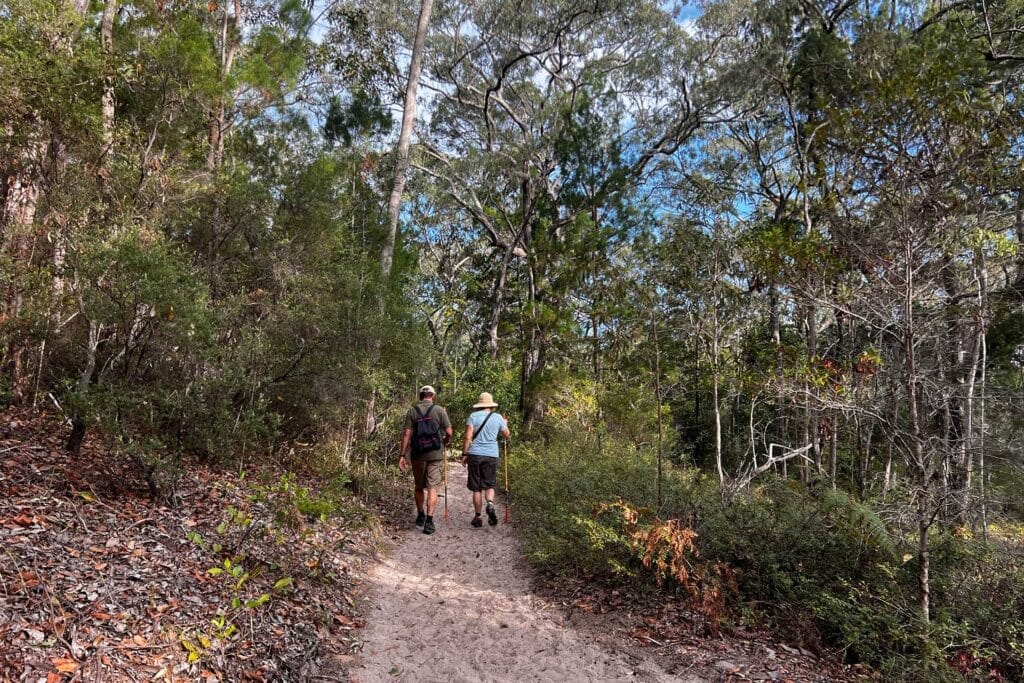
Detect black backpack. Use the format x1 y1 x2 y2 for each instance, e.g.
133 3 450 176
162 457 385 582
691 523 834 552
411 405 443 455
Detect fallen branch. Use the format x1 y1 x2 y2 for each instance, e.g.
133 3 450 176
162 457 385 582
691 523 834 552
728 443 816 497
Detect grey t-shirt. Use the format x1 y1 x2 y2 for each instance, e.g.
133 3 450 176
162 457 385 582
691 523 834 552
403 401 451 461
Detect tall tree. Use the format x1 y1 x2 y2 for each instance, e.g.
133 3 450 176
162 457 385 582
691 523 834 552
381 0 434 279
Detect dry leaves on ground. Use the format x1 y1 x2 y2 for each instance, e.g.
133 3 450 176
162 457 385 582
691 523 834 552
0 408 387 682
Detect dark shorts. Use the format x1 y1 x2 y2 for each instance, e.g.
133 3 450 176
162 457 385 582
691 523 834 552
412 460 443 490
466 455 498 492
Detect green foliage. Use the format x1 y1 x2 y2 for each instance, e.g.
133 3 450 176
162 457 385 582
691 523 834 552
509 433 690 573
324 91 392 147
512 431 1024 676
254 472 341 527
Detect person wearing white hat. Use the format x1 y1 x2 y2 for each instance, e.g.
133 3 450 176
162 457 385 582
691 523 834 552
399 385 452 535
460 392 510 527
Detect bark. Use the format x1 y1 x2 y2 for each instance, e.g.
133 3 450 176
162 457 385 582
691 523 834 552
101 0 118 156
857 415 874 498
979 328 988 540
66 319 102 455
1015 187 1024 289
904 232 930 624
807 303 821 473
381 0 435 279
207 0 242 172
652 315 664 507
828 410 838 489
974 247 989 535
713 352 724 487
712 249 725 487
884 386 897 495
2 164 41 400
962 316 982 519
487 251 512 357
769 285 786 474
592 277 603 454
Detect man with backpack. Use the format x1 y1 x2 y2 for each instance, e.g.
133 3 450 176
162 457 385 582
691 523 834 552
398 385 452 535
460 392 511 528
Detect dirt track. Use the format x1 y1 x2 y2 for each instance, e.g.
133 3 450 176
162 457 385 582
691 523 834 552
350 463 694 683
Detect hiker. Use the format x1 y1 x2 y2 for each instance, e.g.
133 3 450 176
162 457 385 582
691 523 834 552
399 385 453 535
460 392 511 527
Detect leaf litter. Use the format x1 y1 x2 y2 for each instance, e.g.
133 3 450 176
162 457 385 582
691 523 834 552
0 408 388 682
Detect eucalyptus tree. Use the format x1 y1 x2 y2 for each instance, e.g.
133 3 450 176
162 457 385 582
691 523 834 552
412 0 730 426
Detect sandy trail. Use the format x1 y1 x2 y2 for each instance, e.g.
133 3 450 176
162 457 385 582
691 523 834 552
351 463 694 683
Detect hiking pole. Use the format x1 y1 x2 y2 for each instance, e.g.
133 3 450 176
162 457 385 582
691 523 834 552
443 444 449 523
503 439 510 523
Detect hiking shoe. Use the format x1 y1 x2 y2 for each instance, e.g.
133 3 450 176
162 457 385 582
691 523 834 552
423 518 436 535
471 516 483 528
414 511 426 527
486 501 498 526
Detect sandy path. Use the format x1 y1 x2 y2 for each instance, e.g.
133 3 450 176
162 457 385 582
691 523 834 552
351 464 697 683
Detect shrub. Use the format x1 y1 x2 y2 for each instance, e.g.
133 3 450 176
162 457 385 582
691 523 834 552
511 429 1024 679
508 433 682 573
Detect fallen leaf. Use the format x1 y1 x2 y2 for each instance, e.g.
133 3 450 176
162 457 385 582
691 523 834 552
18 570 39 587
23 628 45 643
52 657 79 673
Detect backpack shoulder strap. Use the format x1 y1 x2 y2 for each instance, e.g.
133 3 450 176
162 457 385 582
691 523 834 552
413 405 424 418
471 412 494 442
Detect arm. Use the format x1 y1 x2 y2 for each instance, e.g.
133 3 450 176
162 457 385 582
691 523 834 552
500 414 511 440
460 425 474 465
398 427 412 471
444 425 453 445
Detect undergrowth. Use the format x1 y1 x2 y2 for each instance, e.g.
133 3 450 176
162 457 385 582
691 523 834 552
509 434 1024 681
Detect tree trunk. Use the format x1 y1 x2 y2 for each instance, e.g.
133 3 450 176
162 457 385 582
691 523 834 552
806 303 821 473
487 251 511 357
976 247 989 536
712 251 725 487
207 0 242 172
652 315 664 508
2 166 41 401
769 284 786 475
381 0 435 279
66 319 102 455
979 328 988 540
101 0 118 156
904 232 930 624
829 409 838 489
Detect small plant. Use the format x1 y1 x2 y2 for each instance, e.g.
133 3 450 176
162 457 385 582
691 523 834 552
180 555 293 665
592 500 737 631
256 472 340 527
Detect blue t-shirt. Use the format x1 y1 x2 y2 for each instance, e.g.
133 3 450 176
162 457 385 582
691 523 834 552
466 410 507 458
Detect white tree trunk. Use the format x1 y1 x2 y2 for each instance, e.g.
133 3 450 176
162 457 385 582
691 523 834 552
101 0 118 156
381 0 435 278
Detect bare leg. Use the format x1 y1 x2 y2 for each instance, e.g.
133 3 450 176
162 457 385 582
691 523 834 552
485 488 495 504
425 489 439 515
472 491 483 514
415 488 425 512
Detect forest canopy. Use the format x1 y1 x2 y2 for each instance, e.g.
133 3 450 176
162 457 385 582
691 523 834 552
2 0 1023 677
